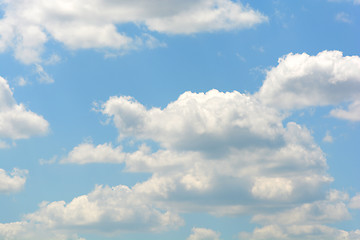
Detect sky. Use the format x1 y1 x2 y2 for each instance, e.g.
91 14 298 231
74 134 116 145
0 0 359 239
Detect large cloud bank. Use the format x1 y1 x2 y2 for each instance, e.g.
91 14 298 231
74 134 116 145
1 50 360 239
0 0 267 64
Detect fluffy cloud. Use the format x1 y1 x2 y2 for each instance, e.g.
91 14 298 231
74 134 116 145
0 0 267 64
187 227 221 240
240 190 360 240
349 194 360 209
257 51 360 121
0 76 49 145
94 90 332 214
0 184 183 240
239 225 360 240
0 168 28 194
60 142 125 164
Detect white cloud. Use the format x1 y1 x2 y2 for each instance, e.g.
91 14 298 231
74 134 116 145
257 50 360 121
16 76 28 87
187 227 221 240
328 0 360 5
240 190 360 240
335 12 352 23
93 90 333 214
0 0 267 64
330 100 360 121
323 131 334 143
35 64 54 84
101 90 285 152
60 142 125 164
240 224 360 240
0 76 49 143
0 184 183 239
0 168 28 194
349 194 360 209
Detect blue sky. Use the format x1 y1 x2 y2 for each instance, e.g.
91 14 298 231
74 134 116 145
0 0 359 239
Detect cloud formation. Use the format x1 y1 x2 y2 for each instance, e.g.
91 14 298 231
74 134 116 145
240 190 360 240
2 50 359 239
257 50 360 121
187 227 221 240
0 76 49 146
0 168 28 194
97 90 331 214
0 0 267 64
0 184 183 239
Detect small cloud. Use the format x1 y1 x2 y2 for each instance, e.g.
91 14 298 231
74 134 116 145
16 77 28 87
323 131 334 143
44 54 61 65
39 156 58 165
236 53 246 62
35 64 54 84
0 140 11 149
335 12 352 23
252 45 265 53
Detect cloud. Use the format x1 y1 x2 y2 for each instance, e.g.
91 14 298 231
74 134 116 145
323 131 334 143
239 224 360 240
240 190 360 240
330 100 360 121
35 64 54 84
0 184 183 239
328 0 360 5
60 142 125 164
349 194 360 209
0 76 49 144
0 0 267 64
335 12 352 23
0 168 28 194
92 90 333 215
187 227 221 240
256 50 360 121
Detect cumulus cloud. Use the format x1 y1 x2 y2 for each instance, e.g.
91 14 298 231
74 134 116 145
93 90 332 214
0 184 183 240
239 224 360 240
0 76 49 144
240 190 360 240
0 168 28 194
60 142 125 164
187 227 221 240
328 0 360 5
0 0 267 64
257 50 360 121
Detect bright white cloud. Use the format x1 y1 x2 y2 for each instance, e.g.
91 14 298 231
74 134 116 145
257 50 360 121
0 184 183 239
0 168 28 194
0 76 49 143
187 227 221 240
330 100 360 121
95 90 332 214
101 90 285 152
240 190 360 240
240 224 360 240
0 0 267 64
60 142 125 164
